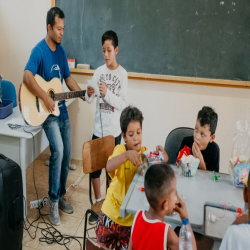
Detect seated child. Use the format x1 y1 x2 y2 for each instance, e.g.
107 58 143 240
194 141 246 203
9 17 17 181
95 106 169 250
220 171 250 250
128 164 197 250
178 106 220 172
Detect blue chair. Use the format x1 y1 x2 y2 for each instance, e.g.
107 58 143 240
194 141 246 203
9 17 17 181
164 127 194 164
1 80 17 107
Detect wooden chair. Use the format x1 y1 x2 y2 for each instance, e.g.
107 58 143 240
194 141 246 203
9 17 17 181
82 135 115 250
86 238 109 250
174 226 214 250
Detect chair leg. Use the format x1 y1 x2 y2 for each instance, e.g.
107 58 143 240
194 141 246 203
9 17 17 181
83 209 99 250
89 174 93 205
84 209 91 250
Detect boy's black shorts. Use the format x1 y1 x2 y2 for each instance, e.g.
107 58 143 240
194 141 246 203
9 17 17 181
90 133 122 179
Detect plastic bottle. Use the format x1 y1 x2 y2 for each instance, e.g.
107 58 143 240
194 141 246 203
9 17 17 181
179 218 193 250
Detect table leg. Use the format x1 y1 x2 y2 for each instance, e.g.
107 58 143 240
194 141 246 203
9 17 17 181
20 138 27 218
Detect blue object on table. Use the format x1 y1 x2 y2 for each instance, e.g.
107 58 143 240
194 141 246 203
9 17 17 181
1 80 17 107
0 99 14 119
164 127 194 164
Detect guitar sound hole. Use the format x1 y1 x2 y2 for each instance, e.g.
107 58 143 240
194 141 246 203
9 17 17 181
48 90 55 100
36 96 40 112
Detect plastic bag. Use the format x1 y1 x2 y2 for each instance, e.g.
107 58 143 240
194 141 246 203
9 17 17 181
143 150 164 167
229 120 250 187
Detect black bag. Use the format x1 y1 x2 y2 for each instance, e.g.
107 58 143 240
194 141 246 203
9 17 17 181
0 153 23 250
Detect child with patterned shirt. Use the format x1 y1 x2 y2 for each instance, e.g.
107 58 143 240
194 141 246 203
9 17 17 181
95 106 169 250
129 164 197 250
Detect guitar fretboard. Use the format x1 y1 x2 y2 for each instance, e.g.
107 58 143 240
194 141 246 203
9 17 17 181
54 90 86 101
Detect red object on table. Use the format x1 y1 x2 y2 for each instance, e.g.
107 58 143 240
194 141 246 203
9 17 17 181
177 145 191 163
236 208 243 218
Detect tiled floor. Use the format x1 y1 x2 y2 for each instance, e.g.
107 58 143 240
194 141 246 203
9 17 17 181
22 157 106 250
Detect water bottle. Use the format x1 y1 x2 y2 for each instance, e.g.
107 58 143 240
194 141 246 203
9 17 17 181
179 218 193 250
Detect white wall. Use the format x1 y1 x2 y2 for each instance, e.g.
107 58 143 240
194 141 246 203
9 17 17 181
1 0 250 174
0 0 51 89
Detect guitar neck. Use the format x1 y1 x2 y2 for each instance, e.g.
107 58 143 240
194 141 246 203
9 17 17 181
54 90 86 101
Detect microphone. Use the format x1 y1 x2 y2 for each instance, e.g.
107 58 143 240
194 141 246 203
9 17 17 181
99 74 105 84
98 74 105 98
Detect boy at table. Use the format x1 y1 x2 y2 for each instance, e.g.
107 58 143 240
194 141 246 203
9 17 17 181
95 106 168 250
178 106 220 172
128 164 197 250
219 171 250 250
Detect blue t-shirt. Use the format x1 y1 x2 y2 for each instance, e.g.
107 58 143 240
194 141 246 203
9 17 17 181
25 39 70 119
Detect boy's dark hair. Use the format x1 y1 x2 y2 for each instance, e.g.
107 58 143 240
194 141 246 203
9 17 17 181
102 30 118 48
197 106 218 135
145 164 175 210
120 106 144 134
46 7 65 31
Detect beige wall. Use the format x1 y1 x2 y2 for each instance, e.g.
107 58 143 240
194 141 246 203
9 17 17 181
0 0 51 89
69 76 250 174
1 0 250 174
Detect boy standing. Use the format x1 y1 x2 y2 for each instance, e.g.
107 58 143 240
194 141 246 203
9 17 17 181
96 106 169 249
178 106 220 172
128 164 197 250
85 30 127 224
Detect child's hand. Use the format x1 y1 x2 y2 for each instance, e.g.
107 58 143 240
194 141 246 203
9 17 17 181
99 82 107 96
174 200 188 221
192 142 206 170
87 86 95 97
192 142 202 160
233 213 249 225
156 145 169 163
126 150 142 167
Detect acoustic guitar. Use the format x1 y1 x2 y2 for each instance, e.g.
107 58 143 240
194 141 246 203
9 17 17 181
19 74 86 126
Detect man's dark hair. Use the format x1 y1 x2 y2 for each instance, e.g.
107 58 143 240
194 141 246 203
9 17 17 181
102 30 118 48
197 106 218 135
120 106 144 134
46 7 65 31
145 164 175 210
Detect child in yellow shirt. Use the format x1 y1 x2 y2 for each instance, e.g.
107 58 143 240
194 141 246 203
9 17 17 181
95 106 169 250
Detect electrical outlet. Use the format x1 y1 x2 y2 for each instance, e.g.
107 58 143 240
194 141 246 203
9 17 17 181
30 198 48 209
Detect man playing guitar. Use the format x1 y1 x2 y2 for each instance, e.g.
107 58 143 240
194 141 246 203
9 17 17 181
23 7 85 226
